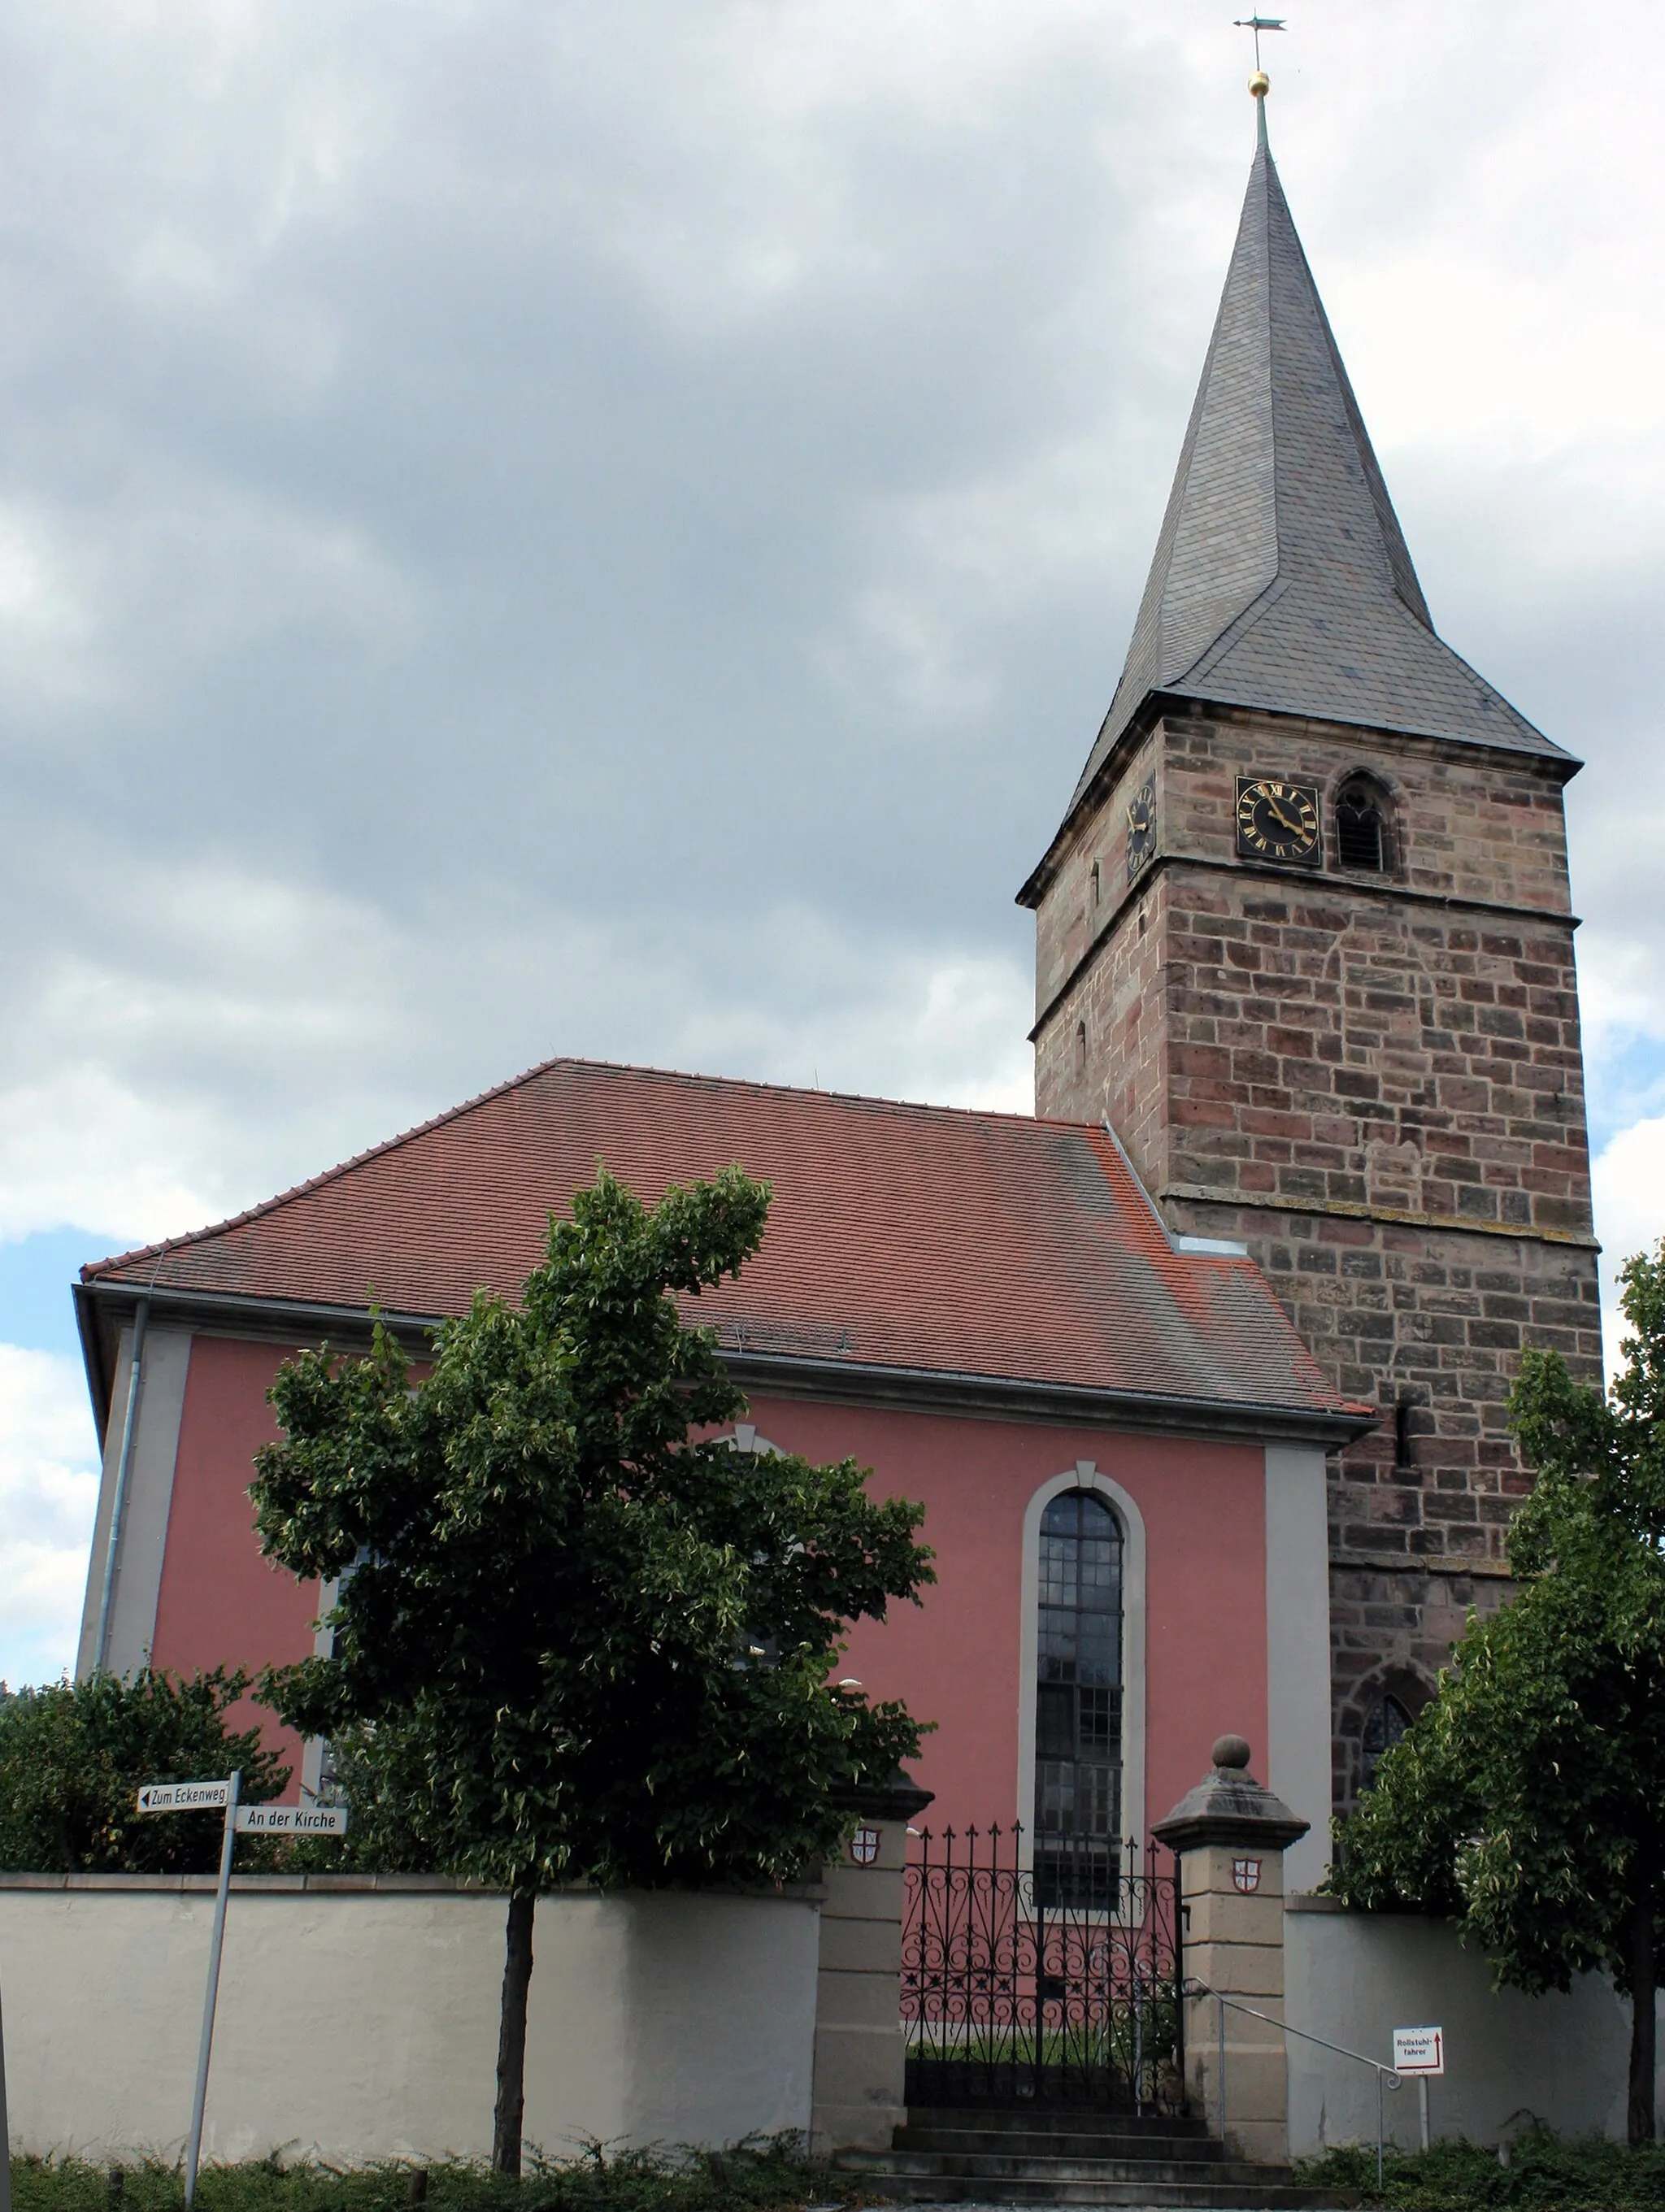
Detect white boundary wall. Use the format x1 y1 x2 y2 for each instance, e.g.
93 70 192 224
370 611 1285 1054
1287 1898 1656 2153
0 1877 820 2164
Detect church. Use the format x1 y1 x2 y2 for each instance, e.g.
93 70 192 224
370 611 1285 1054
72 93 1600 1894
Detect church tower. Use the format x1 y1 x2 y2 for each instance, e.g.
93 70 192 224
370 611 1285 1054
1019 89 1602 1806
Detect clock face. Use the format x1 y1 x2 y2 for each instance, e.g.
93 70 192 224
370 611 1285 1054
1125 776 1157 880
1235 777 1321 867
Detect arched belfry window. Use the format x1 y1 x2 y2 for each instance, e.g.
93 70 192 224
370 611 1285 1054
1335 776 1393 872
1361 1693 1411 1787
1034 1489 1124 1901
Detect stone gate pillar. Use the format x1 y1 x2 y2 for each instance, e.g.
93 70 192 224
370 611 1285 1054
808 1771 931 2156
1152 1733 1309 2166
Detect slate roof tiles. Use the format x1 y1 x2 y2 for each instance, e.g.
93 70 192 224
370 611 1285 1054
1065 115 1564 823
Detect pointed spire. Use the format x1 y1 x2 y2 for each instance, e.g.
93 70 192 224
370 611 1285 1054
1062 113 1560 820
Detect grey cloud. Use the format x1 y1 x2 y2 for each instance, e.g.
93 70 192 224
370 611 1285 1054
0 0 1658 1253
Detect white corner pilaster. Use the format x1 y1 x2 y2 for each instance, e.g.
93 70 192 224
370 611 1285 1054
1263 1445 1332 1893
76 1328 193 1678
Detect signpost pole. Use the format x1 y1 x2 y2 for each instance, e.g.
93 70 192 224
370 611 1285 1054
1419 2076 1430 2153
184 1770 240 2210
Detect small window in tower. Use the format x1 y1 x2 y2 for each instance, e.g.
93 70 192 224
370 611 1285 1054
1361 1693 1411 1787
1076 1019 1088 1073
1090 860 1101 907
1336 778 1391 872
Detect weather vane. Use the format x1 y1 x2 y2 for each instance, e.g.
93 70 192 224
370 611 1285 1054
1233 14 1285 94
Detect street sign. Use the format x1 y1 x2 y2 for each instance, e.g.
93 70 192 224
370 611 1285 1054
234 1803 349 1836
1392 2025 1445 2076
131 1770 347 2210
137 1780 231 1813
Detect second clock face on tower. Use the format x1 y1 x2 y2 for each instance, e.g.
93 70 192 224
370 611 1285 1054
1125 776 1157 880
1235 777 1321 867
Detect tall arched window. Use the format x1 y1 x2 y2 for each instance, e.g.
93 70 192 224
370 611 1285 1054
1361 1692 1411 1787
1335 776 1393 872
1034 1489 1123 1901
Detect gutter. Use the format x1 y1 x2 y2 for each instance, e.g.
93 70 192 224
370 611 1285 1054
72 1279 115 1442
76 1277 1377 1450
719 1347 1373 1446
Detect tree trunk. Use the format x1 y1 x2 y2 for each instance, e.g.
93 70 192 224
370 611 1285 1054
492 1879 537 2174
1628 1875 1657 2145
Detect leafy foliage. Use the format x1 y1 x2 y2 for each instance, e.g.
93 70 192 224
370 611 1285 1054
1332 1248 1665 1989
1297 2128 1665 2210
250 1164 932 2168
252 1165 931 1893
10 2139 838 2212
0 1668 287 1873
1330 1245 1665 2138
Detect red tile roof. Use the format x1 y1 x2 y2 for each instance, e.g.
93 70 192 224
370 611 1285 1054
84 1057 1359 1419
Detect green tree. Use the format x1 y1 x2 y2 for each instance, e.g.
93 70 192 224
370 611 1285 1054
0 1667 287 1872
250 1164 932 2174
1332 1245 1665 2143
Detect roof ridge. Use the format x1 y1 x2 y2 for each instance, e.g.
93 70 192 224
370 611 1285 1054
542 1054 1085 1132
81 1054 1092 1282
1172 572 1290 689
1080 1121 1341 1405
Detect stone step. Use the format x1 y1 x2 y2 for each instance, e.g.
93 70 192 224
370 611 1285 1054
838 2149 1306 2188
832 2097 1349 2208
895 2127 1230 2163
828 2162 1341 2208
901 2106 1212 2139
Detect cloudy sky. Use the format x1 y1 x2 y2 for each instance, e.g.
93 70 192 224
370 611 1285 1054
2 0 1663 1688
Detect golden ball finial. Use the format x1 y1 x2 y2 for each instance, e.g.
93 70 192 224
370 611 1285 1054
1249 68 1270 98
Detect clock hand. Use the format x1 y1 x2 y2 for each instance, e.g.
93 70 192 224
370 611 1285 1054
1266 798 1302 833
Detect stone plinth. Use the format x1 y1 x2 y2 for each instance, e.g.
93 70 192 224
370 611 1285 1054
809 1771 931 2155
1153 1732 1308 2166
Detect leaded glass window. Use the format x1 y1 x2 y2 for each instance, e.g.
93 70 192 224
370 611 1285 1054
1034 1489 1123 1903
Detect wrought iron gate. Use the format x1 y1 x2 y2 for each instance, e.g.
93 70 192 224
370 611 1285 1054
900 1823 1184 2111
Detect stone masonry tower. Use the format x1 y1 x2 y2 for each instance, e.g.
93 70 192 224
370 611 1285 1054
1019 93 1602 1806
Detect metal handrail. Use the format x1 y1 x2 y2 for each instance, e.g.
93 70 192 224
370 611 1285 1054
1184 1975 1403 2188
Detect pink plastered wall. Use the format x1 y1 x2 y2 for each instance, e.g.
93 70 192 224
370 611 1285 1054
150 1334 321 1788
146 1335 1270 1832
736 1397 1269 1843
